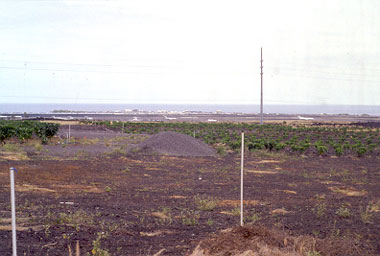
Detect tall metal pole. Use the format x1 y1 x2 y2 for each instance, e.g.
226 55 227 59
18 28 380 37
10 167 17 256
260 47 263 125
240 132 244 226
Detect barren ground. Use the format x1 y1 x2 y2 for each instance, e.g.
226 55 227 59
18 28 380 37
0 125 380 255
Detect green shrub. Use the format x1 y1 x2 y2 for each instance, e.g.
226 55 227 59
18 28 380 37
356 147 367 157
0 125 14 143
314 141 328 155
0 121 59 144
334 145 344 156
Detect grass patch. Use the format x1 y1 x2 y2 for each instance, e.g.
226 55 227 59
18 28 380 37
180 210 199 226
328 187 367 197
47 209 94 231
335 205 352 218
194 195 218 211
1 143 22 152
152 207 173 225
244 209 261 224
312 202 326 218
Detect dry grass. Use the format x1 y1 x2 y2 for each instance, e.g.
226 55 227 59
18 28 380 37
40 120 80 125
256 160 281 164
0 151 29 161
271 208 291 215
140 230 174 237
192 225 367 256
0 217 43 232
277 190 297 195
169 195 187 199
328 187 367 196
218 200 262 207
15 184 56 193
247 170 277 174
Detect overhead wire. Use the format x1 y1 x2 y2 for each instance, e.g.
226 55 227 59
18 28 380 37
0 65 161 74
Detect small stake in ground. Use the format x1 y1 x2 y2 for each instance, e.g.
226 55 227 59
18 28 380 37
240 133 244 226
76 240 80 256
68 241 80 256
10 167 17 256
68 124 71 143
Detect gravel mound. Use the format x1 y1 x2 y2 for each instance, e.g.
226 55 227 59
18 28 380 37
132 131 216 157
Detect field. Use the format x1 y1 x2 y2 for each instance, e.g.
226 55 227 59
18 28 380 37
0 121 380 255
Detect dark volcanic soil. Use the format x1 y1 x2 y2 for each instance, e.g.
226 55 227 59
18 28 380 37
0 125 380 255
132 131 217 157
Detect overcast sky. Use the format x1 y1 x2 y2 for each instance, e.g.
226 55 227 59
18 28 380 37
0 0 379 105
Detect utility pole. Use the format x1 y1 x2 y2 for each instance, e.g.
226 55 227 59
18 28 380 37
260 47 264 125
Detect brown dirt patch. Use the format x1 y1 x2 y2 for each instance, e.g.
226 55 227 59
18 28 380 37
194 225 369 256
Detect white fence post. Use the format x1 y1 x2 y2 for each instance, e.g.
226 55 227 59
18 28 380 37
240 133 244 226
68 124 71 143
10 167 17 256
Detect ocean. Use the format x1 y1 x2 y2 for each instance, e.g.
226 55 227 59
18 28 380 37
1 103 380 116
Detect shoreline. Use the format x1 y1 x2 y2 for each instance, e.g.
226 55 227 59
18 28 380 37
1 111 380 123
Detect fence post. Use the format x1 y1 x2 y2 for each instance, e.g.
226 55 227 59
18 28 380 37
68 124 71 143
10 167 17 256
240 133 244 226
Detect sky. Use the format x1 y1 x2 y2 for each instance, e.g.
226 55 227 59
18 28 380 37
0 0 380 105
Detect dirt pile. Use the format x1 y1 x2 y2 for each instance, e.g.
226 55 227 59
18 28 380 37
131 131 216 157
190 225 371 256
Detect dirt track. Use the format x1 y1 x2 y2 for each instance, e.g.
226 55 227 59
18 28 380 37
0 125 380 255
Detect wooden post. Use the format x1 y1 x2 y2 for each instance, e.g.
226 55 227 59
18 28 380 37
76 240 80 256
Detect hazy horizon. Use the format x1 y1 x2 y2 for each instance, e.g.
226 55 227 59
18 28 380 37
1 103 380 116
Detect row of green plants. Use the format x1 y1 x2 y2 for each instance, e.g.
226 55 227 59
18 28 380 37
0 120 59 144
85 120 380 157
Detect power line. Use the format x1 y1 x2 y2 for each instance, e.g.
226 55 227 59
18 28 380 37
0 59 177 69
0 60 113 67
266 66 380 78
272 72 380 84
0 66 161 74
0 95 138 102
